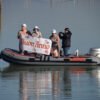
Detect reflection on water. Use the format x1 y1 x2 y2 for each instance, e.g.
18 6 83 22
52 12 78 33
0 65 100 100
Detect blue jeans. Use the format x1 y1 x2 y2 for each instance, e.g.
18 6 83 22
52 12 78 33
63 47 70 56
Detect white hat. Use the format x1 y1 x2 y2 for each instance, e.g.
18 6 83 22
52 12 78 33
52 29 57 33
22 24 27 28
34 26 39 29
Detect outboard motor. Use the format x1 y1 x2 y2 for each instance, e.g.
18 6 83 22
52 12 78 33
90 48 100 58
90 48 100 64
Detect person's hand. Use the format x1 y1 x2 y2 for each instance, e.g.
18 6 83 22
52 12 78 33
60 33 63 36
59 32 63 38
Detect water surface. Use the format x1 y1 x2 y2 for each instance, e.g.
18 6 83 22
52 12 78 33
0 65 100 100
0 0 100 100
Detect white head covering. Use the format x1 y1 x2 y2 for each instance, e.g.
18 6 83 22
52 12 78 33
52 29 57 33
34 26 39 29
22 24 27 28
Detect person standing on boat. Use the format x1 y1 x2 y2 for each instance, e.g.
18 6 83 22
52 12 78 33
59 28 72 56
31 26 43 59
17 24 31 54
32 26 42 38
49 29 60 57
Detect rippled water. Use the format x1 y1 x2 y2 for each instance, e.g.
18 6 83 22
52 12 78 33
0 65 100 100
0 0 100 100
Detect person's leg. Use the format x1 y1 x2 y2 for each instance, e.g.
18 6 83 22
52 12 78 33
44 55 50 61
64 47 70 56
19 43 22 53
47 55 50 61
19 40 24 54
65 47 68 56
56 45 60 57
63 48 66 56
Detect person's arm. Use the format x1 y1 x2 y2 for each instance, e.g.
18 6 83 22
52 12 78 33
57 35 61 49
59 32 64 39
49 35 53 41
17 31 20 39
39 32 42 38
32 32 36 37
69 31 72 36
68 31 72 38
57 35 60 43
27 31 32 36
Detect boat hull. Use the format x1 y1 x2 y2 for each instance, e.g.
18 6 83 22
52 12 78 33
0 48 97 66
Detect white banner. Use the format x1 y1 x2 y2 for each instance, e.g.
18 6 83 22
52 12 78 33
21 36 52 55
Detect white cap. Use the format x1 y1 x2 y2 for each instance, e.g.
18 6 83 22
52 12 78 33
52 29 57 33
22 24 27 28
34 26 39 29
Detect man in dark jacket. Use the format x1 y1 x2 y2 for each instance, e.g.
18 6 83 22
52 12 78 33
59 28 72 56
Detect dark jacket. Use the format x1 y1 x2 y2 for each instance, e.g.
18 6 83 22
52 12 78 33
59 31 72 48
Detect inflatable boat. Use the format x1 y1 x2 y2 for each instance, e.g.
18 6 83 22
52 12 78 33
0 48 98 66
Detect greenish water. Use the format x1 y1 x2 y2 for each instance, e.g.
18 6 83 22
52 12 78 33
0 0 100 100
